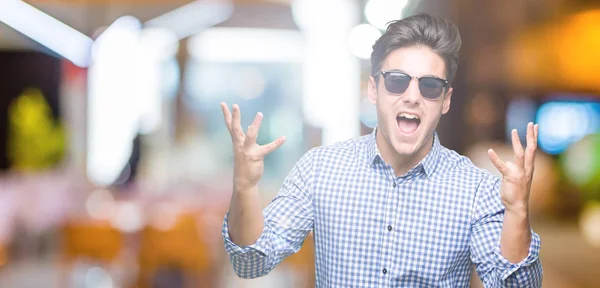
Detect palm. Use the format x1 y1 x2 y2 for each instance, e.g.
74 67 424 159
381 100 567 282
234 140 265 186
488 123 538 211
221 103 286 190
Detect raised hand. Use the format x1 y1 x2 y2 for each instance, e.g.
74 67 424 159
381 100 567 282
221 103 286 191
487 122 539 213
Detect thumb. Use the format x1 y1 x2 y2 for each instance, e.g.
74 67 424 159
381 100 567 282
260 136 286 156
488 149 506 174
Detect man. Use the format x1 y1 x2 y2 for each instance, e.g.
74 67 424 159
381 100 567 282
220 13 543 287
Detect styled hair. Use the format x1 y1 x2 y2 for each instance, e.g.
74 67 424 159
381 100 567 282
371 13 462 82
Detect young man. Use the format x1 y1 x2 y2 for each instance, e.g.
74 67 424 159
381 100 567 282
220 13 543 287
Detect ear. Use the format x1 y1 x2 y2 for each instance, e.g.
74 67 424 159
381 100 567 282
441 87 452 114
368 76 378 105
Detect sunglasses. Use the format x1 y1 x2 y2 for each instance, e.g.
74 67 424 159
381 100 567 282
374 70 450 100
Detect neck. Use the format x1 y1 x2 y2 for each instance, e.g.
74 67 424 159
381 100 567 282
375 129 434 177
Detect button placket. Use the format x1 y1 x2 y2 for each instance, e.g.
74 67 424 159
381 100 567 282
380 174 397 284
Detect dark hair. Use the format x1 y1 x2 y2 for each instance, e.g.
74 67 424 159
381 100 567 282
371 13 462 82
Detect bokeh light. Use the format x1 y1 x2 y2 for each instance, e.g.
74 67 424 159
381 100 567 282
365 0 409 30
84 266 113 288
561 133 600 198
85 189 115 220
149 202 180 231
537 101 600 155
348 24 382 59
470 92 502 126
109 202 143 233
580 202 600 248
233 67 267 100
359 97 378 128
506 97 537 141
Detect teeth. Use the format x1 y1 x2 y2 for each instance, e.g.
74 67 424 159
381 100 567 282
398 112 419 120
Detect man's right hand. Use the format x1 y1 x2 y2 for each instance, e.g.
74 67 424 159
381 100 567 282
220 103 286 192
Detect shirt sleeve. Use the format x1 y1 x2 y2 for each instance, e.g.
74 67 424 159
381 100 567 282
222 148 316 279
469 174 543 287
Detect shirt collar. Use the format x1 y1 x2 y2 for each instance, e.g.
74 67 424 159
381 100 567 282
365 126 441 178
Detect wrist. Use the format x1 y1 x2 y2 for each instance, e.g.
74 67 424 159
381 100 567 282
234 181 259 194
504 204 529 220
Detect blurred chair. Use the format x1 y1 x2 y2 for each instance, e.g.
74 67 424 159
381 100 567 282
136 212 213 288
282 233 315 288
60 220 124 286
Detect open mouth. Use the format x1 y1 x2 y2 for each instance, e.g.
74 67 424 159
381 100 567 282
396 112 421 135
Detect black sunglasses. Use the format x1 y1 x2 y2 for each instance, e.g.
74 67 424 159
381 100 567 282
374 70 450 100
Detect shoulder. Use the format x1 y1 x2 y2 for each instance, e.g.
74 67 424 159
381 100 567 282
435 145 500 187
434 145 503 220
305 134 372 165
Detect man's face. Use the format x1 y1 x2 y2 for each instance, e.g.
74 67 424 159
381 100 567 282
367 45 452 157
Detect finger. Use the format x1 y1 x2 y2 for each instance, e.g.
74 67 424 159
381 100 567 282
245 112 263 147
231 104 245 143
488 148 506 174
534 124 539 147
511 129 524 168
220 102 233 133
260 136 286 156
524 122 536 174
527 122 535 147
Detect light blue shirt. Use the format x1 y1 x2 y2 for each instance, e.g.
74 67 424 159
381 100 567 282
222 129 542 287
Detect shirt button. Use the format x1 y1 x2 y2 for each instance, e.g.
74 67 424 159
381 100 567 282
387 225 392 231
392 182 397 188
382 268 387 274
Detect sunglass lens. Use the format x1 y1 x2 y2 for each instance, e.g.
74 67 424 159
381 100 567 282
384 73 410 94
419 77 445 99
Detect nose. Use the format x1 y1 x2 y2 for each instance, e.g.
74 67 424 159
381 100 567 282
401 78 421 105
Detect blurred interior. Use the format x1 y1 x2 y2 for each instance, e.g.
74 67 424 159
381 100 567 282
0 0 599 287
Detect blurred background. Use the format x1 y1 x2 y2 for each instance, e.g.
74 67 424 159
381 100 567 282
0 0 599 287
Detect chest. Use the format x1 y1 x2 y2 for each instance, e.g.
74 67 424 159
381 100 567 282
312 165 476 280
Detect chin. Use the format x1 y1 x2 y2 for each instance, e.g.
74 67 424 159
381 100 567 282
390 120 431 157
391 138 421 156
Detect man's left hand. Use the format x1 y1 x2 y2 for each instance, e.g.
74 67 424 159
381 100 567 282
488 122 539 213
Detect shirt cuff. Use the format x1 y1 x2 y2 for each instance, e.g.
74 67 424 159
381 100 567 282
222 211 271 259
494 229 541 280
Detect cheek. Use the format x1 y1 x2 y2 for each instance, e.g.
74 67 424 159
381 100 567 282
376 102 393 120
422 104 445 124
375 103 387 122
376 83 392 101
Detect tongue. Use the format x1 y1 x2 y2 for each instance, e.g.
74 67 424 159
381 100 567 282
398 118 419 134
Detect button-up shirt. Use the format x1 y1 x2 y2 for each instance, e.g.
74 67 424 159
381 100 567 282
222 129 542 287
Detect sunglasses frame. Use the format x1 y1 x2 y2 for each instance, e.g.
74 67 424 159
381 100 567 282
374 70 450 100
